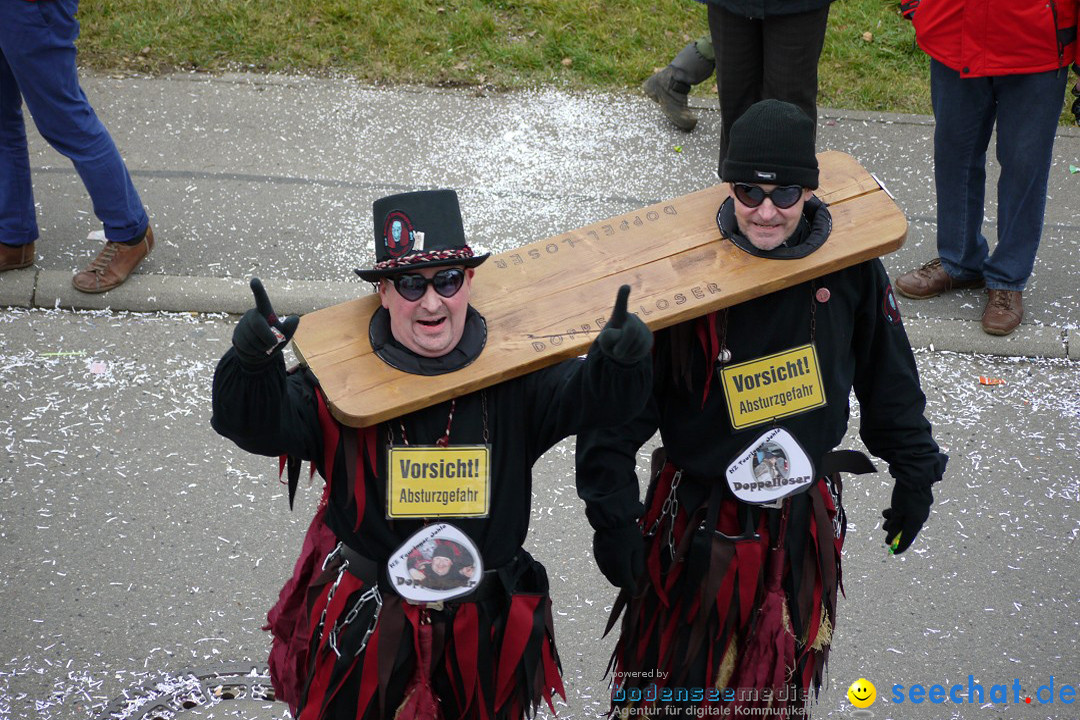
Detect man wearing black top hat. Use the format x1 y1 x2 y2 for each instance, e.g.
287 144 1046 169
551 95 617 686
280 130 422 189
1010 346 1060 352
210 188 653 720
575 100 947 717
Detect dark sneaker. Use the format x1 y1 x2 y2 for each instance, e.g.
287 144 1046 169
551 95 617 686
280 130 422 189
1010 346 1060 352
894 257 984 299
981 289 1023 336
642 68 698 132
0 241 35 271
72 225 154 293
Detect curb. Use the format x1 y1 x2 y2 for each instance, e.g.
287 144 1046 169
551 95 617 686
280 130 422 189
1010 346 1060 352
902 317 1075 361
2 268 1076 361
0 269 361 317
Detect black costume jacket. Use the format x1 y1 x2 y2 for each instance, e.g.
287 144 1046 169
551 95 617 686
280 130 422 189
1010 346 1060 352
212 343 649 568
576 198 947 712
578 219 945 529
211 319 650 720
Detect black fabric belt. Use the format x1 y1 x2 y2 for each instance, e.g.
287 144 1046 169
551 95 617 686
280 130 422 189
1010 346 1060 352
338 542 381 585
337 542 506 604
819 449 877 477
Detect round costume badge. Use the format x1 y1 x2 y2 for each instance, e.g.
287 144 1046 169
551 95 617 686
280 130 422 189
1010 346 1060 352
386 523 483 603
383 210 415 258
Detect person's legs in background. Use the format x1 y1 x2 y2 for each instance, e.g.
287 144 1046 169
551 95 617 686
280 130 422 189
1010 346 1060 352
929 59 996 283
642 32 716 132
0 16 39 270
761 6 829 140
986 68 1065 290
710 5 763 168
710 5 828 172
0 0 152 290
894 60 994 301
978 67 1066 334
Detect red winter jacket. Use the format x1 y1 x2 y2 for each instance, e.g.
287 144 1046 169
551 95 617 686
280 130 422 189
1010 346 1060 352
909 0 1078 77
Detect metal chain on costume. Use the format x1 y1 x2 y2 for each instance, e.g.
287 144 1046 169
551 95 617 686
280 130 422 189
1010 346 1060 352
392 394 489 447
716 309 732 365
827 474 845 540
395 398 457 447
646 469 683 556
329 585 383 658
313 543 347 646
481 390 489 443
437 399 456 448
315 544 384 659
715 285 818 368
322 541 344 571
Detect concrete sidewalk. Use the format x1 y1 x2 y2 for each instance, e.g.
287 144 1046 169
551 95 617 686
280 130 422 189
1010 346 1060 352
2 71 1078 359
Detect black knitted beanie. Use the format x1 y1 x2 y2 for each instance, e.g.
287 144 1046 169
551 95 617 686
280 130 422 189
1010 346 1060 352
721 99 819 189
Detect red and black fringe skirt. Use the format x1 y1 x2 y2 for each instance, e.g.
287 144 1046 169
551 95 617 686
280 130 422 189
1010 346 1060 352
606 463 845 718
269 529 565 720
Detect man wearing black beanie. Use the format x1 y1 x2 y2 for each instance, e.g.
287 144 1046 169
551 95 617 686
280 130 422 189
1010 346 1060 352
577 99 947 717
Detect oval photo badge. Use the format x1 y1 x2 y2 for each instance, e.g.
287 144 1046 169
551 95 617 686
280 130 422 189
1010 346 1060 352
386 523 483 604
725 427 816 505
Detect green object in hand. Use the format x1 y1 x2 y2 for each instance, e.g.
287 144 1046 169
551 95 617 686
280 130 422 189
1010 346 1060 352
889 531 902 555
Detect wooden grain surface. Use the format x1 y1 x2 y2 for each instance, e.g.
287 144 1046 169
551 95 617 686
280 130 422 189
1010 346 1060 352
292 151 906 427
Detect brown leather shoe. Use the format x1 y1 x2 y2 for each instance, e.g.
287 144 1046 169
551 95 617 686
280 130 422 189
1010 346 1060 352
0 241 35 271
981 289 1023 336
894 257 985 299
72 225 154 293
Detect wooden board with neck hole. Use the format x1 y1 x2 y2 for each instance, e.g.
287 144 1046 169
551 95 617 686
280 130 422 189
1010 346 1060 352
291 151 905 428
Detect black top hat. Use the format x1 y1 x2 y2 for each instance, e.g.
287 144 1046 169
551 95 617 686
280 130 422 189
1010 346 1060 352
355 189 490 282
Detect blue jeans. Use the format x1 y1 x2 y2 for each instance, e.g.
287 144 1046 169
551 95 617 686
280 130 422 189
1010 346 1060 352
930 59 1066 291
0 0 148 246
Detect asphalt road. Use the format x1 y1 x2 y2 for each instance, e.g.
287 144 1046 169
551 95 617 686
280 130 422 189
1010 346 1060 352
1 307 1078 720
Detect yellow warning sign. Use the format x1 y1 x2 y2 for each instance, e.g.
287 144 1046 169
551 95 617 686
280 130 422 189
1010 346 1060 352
720 343 827 430
387 445 491 518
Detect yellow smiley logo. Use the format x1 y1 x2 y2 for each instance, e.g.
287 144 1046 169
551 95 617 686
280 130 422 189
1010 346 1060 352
847 678 877 709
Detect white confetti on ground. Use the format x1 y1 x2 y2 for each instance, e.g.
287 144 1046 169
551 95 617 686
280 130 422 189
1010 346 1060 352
2 309 1077 720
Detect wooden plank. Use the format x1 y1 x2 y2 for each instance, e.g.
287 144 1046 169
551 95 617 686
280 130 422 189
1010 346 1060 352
291 151 905 427
294 151 876 369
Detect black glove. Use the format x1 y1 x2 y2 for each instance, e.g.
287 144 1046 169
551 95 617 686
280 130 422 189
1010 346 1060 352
232 278 300 367
593 523 645 590
882 482 933 554
899 0 918 20
596 285 652 363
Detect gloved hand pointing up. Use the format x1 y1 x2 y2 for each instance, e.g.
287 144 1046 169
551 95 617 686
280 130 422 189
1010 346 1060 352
596 285 653 363
232 278 300 367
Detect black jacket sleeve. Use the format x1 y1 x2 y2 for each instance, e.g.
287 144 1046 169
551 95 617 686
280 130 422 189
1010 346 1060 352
522 340 653 460
574 393 659 531
210 348 323 466
852 261 947 491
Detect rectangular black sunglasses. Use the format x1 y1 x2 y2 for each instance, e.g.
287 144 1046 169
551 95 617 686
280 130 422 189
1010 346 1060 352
391 268 466 302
